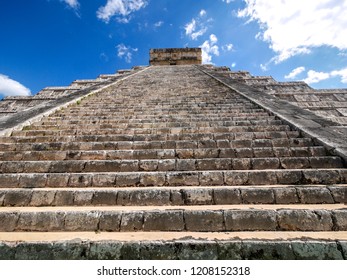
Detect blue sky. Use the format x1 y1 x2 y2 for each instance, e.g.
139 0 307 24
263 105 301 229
1 0 347 100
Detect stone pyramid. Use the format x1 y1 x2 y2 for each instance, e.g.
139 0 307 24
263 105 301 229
0 48 346 259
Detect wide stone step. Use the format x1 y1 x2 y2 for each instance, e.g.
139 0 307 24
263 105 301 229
0 157 343 174
0 205 346 232
1 185 345 207
1 231 347 259
45 114 273 122
0 146 328 161
11 124 292 137
0 131 302 144
0 169 345 188
40 115 278 125
27 120 284 130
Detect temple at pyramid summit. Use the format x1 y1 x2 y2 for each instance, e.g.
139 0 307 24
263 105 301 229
0 48 346 260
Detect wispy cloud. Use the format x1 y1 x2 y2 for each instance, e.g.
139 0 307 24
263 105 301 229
222 43 234 52
200 34 220 64
285 66 306 79
154 21 164 28
222 0 235 3
97 0 148 23
184 10 209 40
0 74 31 97
61 0 79 9
116 44 138 63
238 0 347 63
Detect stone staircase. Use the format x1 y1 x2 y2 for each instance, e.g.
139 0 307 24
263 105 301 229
0 65 346 259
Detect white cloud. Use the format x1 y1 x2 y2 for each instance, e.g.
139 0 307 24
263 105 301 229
285 66 306 79
222 43 234 51
61 0 79 9
154 21 164 28
200 34 220 64
238 0 347 62
222 0 234 3
97 0 148 23
303 70 330 84
331 68 347 83
231 62 237 68
116 44 138 63
0 74 31 97
184 10 209 40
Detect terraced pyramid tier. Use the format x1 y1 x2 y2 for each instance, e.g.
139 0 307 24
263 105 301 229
0 65 346 260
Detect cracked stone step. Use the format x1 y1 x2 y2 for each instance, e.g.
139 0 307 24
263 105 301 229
0 137 314 152
0 204 346 232
0 157 343 173
0 130 303 144
27 120 284 130
0 169 345 188
1 232 347 260
11 124 292 137
0 185 345 207
0 146 328 161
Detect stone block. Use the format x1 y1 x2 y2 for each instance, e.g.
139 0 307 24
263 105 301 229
99 212 122 231
139 160 158 171
224 210 277 231
224 171 248 185
30 190 56 206
0 174 20 187
52 190 74 206
277 210 333 231
292 242 343 260
19 174 47 188
183 188 213 205
274 187 299 204
185 210 224 231
157 159 176 171
177 159 196 171
214 188 242 204
241 188 275 204
280 158 310 169
68 174 92 187
64 211 99 231
92 174 116 187
3 190 31 206
303 170 340 184
333 210 347 230
232 158 251 170
251 158 280 170
276 170 303 184
17 212 65 231
177 240 219 260
46 174 69 187
116 173 140 187
242 241 295 260
0 212 19 231
199 171 224 186
88 242 123 260
166 172 199 186
120 211 144 231
140 173 166 186
93 191 118 205
296 187 334 204
248 171 277 185
143 210 184 231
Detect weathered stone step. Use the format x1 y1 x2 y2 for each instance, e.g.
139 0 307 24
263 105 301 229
45 114 274 122
11 124 292 137
0 146 328 161
0 169 345 188
50 111 271 119
1 185 345 207
1 157 343 174
39 115 278 125
1 231 347 259
0 130 302 144
0 136 314 152
28 119 284 130
0 205 346 232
